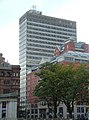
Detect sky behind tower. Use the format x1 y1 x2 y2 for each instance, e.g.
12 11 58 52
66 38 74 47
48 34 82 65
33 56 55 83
0 0 89 64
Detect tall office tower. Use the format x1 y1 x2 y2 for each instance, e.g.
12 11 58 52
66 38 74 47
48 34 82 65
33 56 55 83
19 9 77 106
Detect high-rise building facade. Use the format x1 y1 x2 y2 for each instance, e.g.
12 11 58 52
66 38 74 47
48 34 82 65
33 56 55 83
19 9 77 104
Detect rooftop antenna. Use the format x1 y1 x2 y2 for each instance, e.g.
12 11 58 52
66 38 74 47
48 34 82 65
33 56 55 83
30 5 42 15
32 5 36 11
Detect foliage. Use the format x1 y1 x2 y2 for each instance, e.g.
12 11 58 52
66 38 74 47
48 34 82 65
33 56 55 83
34 63 62 118
34 63 89 118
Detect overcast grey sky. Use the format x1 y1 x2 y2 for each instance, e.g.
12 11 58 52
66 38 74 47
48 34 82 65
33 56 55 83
0 0 89 64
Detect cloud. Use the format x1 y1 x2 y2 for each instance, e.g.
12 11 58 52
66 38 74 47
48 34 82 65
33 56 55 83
0 21 19 64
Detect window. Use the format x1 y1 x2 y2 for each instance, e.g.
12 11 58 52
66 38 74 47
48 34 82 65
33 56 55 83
13 73 15 76
7 72 11 77
31 115 34 118
77 107 84 113
35 109 38 114
4 80 10 85
1 72 5 76
13 72 19 77
2 102 6 108
16 73 19 77
35 115 38 118
16 80 18 85
65 57 73 61
31 104 34 108
31 109 34 114
59 107 63 114
77 107 80 113
3 89 10 94
81 107 84 113
77 114 80 119
34 104 38 108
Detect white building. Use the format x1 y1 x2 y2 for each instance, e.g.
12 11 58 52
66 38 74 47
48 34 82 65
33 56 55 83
0 93 17 119
37 102 87 119
19 9 77 106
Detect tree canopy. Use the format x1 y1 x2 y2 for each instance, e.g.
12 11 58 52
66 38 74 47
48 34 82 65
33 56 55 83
34 63 89 118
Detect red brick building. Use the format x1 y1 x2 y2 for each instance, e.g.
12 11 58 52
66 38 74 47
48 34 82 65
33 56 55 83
54 39 89 57
26 68 40 118
27 70 39 104
26 40 89 119
0 53 20 118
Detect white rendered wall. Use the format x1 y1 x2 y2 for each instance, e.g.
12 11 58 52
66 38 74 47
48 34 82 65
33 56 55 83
0 98 17 119
7 100 17 118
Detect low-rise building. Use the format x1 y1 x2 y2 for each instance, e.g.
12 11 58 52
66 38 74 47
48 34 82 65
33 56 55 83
0 53 20 119
26 40 89 119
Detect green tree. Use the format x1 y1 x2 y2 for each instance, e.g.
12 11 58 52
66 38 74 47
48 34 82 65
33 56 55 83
34 63 89 118
34 63 62 118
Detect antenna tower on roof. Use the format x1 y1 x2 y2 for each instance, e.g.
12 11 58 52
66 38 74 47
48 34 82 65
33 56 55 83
32 5 36 11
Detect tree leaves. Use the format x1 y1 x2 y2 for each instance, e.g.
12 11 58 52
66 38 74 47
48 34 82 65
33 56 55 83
34 63 89 118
